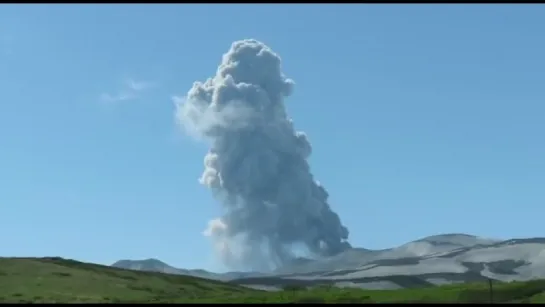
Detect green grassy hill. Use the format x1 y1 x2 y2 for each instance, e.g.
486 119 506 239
1 257 545 303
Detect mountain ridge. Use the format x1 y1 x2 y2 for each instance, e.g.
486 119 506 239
111 233 545 290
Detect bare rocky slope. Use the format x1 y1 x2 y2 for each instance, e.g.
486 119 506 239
112 234 545 290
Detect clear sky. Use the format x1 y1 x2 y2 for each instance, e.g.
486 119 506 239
1 4 544 272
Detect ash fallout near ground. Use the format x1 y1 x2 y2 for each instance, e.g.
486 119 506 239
175 39 351 271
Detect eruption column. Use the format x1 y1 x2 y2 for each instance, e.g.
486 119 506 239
176 39 351 271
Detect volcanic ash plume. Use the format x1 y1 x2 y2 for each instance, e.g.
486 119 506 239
175 39 351 271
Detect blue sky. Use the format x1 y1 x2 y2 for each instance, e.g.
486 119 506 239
1 4 544 272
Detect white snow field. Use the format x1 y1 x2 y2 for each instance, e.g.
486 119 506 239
112 234 545 290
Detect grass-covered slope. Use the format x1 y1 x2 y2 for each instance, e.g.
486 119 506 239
2 257 545 303
0 257 252 303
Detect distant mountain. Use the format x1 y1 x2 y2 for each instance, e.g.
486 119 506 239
112 259 187 275
112 233 545 290
111 258 262 281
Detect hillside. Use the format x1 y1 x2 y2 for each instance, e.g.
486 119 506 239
3 257 545 303
113 233 545 291
0 257 252 303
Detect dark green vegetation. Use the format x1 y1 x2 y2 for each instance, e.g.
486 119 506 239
1 257 545 303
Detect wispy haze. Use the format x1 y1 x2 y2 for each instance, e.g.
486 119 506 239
100 78 155 103
1 4 544 272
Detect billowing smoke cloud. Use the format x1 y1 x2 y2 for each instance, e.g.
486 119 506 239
175 39 351 271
